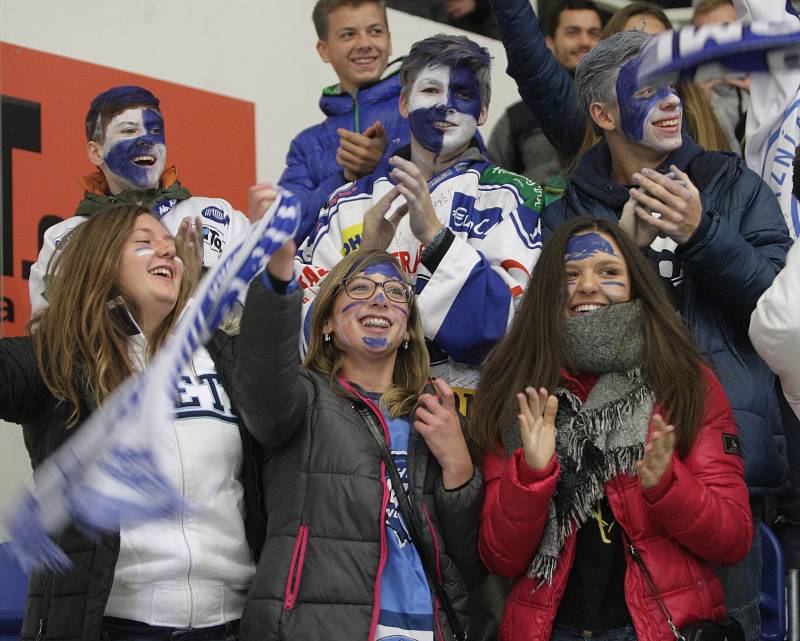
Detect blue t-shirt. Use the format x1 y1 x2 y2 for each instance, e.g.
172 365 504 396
373 403 434 641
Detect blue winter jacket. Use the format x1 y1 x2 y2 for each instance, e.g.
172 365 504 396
279 59 410 244
489 0 585 159
543 136 793 495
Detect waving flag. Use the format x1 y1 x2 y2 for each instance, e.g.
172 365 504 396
635 8 800 238
636 19 800 88
5 191 299 573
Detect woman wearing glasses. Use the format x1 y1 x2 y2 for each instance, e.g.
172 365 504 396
232 245 484 641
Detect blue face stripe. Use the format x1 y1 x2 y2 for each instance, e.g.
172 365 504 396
616 58 677 142
342 300 365 314
361 262 403 280
565 232 617 262
363 336 389 348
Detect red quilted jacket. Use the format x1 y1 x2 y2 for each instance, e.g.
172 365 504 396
479 366 753 641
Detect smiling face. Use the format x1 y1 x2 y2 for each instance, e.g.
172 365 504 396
90 107 166 193
547 8 602 71
615 57 683 153
400 63 486 158
316 2 391 95
563 231 631 318
323 262 411 361
116 214 183 332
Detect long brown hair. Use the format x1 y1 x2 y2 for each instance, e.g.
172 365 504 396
30 205 194 425
469 217 706 457
304 249 430 417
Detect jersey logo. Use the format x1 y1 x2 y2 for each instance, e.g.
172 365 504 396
448 193 501 240
201 206 230 226
203 225 225 255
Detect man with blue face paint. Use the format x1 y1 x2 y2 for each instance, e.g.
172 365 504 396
296 34 543 419
543 30 792 641
29 85 253 314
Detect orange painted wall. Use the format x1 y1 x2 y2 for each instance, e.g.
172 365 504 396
1 42 256 337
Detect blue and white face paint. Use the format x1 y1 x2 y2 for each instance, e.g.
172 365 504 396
563 231 631 318
616 57 682 153
102 107 166 191
406 64 483 158
325 262 411 356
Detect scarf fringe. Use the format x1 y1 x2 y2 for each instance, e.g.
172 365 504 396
527 368 653 584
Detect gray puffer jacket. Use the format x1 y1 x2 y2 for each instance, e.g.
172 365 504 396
234 279 485 641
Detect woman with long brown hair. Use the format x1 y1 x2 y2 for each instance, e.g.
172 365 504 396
233 246 484 641
1 204 265 641
471 216 751 641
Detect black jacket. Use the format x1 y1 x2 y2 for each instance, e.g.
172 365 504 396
233 279 485 641
543 136 793 495
0 331 266 641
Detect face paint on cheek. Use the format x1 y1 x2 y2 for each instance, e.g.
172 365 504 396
601 280 627 287
448 66 482 120
341 300 366 315
616 59 679 143
133 246 155 256
391 303 409 318
408 107 446 155
565 232 617 262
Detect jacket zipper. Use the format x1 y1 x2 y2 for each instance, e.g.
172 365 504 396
353 90 361 133
171 419 195 624
283 525 309 610
35 571 55 641
342 384 393 640
422 502 447 641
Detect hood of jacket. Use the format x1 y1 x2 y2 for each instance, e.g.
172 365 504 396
318 58 404 118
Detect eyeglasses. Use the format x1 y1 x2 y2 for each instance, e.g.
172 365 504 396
342 276 414 303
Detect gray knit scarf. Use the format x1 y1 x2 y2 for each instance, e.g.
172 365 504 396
501 299 655 584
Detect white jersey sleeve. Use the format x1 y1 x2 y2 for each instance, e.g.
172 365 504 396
28 216 88 316
750 241 800 419
737 0 800 237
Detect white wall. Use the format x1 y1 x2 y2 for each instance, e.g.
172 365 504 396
0 1 522 541
0 0 519 183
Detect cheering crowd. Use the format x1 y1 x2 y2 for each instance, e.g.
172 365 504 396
2 0 800 640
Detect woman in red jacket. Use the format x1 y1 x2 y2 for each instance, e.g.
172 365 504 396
469 216 752 641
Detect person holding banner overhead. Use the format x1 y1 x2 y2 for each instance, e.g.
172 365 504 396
233 245 484 641
0 204 266 641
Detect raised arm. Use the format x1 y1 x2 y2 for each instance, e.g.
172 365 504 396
234 242 312 453
489 0 586 158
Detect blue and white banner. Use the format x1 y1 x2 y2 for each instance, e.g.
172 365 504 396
635 6 800 238
5 191 299 573
636 20 800 88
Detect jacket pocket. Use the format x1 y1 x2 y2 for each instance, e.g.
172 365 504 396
283 525 309 610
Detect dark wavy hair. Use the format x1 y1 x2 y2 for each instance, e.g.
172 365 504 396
469 217 706 457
